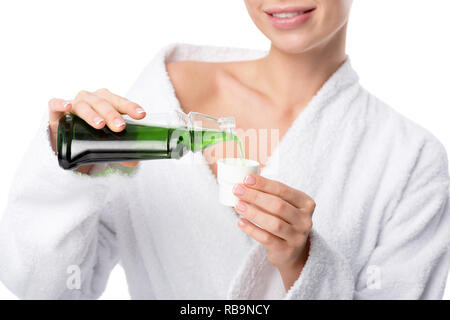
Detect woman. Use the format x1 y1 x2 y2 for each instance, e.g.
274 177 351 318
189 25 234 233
0 0 449 299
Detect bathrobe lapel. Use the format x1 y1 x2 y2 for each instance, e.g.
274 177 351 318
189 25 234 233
125 44 270 298
225 58 361 299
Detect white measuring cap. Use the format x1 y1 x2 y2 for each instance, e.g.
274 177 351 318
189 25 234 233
217 158 260 207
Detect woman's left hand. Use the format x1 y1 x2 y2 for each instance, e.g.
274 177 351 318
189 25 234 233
232 174 315 291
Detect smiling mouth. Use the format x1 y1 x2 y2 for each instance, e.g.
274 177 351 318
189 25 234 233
265 8 316 18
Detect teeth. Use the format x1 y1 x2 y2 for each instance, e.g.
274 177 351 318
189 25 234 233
272 11 303 18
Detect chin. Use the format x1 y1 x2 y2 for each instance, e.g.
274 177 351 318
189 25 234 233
269 33 317 54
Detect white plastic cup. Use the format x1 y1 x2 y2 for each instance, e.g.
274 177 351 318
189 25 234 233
217 158 260 206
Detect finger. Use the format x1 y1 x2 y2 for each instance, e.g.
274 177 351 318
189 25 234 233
48 98 72 113
237 217 284 248
94 88 146 119
234 201 294 240
120 161 139 167
243 174 310 209
48 98 72 123
233 184 298 223
71 100 106 129
79 91 126 132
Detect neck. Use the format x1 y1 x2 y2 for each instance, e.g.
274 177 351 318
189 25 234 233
255 24 348 110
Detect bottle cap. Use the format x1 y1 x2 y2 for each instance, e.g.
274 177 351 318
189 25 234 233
217 158 260 207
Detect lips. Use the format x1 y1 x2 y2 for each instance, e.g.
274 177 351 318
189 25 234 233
264 6 316 29
264 6 316 15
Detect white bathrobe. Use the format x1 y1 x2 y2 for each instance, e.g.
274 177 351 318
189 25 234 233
1 43 449 300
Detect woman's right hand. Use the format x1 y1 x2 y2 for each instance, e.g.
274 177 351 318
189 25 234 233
48 88 146 173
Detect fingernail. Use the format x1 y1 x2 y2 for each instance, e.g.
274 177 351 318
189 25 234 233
63 101 72 110
136 107 146 114
244 175 256 185
238 219 245 227
93 117 104 125
114 118 126 128
233 184 246 196
235 201 247 212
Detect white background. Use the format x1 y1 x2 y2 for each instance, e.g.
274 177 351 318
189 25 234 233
0 0 449 300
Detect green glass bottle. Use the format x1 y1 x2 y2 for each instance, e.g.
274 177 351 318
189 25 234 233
57 111 237 170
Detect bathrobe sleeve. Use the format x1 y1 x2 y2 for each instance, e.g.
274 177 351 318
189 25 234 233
0 112 126 299
285 137 450 300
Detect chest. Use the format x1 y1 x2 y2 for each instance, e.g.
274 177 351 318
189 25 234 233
169 62 305 179
188 101 298 179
